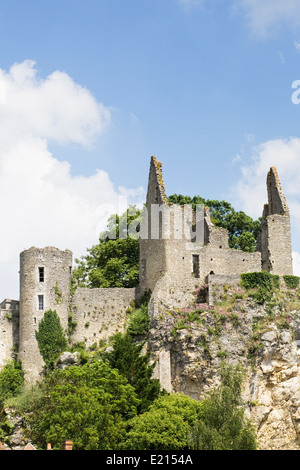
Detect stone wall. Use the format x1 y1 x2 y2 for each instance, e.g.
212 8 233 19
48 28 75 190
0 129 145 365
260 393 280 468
265 213 293 275
0 303 19 368
200 245 261 282
258 167 293 276
70 287 136 348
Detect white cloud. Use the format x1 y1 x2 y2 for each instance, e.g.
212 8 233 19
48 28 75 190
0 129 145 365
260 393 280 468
233 0 300 38
229 136 300 275
0 61 145 299
230 137 300 217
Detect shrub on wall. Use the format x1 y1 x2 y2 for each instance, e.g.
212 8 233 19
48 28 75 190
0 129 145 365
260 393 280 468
240 272 280 305
240 271 278 291
283 275 300 289
35 309 67 369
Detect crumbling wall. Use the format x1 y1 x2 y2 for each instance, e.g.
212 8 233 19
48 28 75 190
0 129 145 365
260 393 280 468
258 167 293 276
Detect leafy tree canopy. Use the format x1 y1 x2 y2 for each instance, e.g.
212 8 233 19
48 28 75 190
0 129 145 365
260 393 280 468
25 360 140 450
120 393 203 450
72 206 141 289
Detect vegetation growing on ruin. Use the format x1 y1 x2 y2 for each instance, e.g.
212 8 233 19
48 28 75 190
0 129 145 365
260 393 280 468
35 309 67 369
71 206 141 290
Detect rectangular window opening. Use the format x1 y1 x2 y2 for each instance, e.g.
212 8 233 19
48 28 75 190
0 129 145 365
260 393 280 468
192 255 200 278
38 267 44 282
38 295 44 311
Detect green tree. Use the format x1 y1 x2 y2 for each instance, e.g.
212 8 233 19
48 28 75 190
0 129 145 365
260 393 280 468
120 393 203 450
35 309 67 369
168 194 260 252
104 332 161 413
72 206 141 289
187 363 257 450
127 301 150 337
25 360 139 450
0 361 24 408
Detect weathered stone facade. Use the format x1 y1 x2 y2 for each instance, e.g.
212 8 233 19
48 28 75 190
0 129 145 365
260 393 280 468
70 286 136 346
257 167 293 275
0 156 294 391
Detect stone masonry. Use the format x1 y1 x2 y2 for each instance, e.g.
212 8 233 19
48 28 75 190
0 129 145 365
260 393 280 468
0 156 294 385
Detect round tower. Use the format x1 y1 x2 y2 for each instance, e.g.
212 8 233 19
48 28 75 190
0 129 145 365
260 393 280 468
19 246 73 384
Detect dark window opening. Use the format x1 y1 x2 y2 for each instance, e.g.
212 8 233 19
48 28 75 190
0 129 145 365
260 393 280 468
38 267 44 282
192 255 200 278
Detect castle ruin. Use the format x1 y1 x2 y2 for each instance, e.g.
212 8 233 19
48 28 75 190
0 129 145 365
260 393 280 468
0 157 294 384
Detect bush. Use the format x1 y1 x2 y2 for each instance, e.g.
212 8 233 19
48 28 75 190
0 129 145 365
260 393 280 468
0 361 24 407
240 272 280 305
283 275 300 289
35 309 67 368
240 271 278 291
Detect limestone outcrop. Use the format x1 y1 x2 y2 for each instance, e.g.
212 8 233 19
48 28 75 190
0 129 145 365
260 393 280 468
148 284 300 450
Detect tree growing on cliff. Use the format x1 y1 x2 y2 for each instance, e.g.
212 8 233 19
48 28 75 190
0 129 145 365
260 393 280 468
187 363 257 450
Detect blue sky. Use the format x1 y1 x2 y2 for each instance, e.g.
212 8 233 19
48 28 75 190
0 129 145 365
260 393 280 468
1 0 300 298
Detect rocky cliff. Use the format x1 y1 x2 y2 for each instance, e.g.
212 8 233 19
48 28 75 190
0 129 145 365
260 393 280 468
148 281 300 450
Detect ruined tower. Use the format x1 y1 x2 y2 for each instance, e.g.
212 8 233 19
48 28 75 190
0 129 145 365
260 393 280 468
139 156 262 298
257 167 293 275
19 247 73 383
139 156 204 295
139 156 168 294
